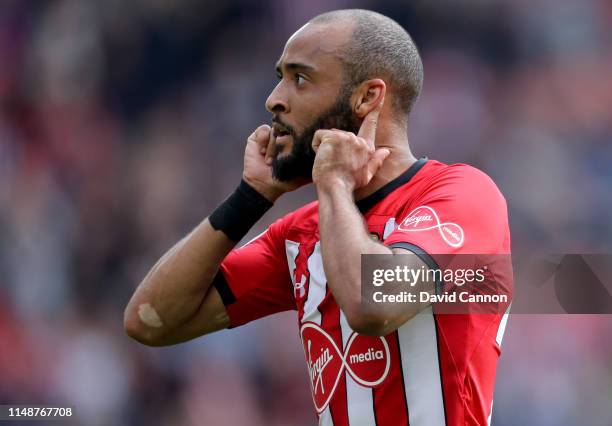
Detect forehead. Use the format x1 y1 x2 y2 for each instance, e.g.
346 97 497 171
277 22 353 72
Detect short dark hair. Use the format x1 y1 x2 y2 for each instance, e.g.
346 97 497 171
310 9 424 116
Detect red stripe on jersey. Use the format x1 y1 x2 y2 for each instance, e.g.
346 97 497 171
435 314 501 425
373 331 409 425
319 289 349 425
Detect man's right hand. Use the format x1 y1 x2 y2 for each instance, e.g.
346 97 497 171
242 124 307 202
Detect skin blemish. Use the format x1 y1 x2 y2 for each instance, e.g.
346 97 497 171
138 303 164 328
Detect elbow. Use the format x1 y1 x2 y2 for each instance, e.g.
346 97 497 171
345 306 421 337
123 306 167 347
344 308 391 337
123 312 152 346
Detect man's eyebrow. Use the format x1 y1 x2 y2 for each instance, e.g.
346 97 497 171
275 61 316 74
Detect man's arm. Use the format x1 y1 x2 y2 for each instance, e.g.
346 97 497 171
124 219 234 346
312 91 430 336
317 182 430 336
124 125 302 346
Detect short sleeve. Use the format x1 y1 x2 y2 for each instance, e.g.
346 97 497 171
213 216 296 328
384 166 510 266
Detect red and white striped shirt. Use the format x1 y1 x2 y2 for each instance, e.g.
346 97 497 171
215 158 513 425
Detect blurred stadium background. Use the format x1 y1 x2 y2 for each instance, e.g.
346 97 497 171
1 0 611 425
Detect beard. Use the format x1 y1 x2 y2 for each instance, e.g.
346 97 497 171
271 85 361 182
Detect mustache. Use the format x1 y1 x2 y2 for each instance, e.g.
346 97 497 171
271 116 297 137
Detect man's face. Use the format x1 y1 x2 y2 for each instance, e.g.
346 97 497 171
265 23 361 181
271 84 361 181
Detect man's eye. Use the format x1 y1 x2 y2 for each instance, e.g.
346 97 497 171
295 74 306 85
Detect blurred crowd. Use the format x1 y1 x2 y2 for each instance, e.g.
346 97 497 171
0 0 611 425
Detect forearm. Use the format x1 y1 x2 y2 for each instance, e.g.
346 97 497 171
125 178 275 344
318 182 430 335
125 219 234 334
317 180 391 317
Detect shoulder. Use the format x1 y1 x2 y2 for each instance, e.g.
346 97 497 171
420 160 506 206
268 200 320 237
387 161 511 253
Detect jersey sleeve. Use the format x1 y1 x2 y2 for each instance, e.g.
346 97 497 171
383 165 510 266
213 215 296 328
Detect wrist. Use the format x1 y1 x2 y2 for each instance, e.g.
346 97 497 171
208 179 274 242
315 174 355 197
242 175 284 203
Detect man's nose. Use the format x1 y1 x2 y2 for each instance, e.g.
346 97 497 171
265 84 290 114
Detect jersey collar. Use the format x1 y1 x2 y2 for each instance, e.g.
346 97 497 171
355 157 428 214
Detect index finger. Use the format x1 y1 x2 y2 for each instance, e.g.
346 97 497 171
357 95 385 144
265 128 276 165
249 125 271 153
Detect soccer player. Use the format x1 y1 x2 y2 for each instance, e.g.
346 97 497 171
124 9 512 426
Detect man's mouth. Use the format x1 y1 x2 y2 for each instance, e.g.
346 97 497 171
276 133 291 144
272 123 292 144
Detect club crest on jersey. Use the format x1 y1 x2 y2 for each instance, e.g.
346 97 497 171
289 242 316 301
300 322 391 413
398 205 465 248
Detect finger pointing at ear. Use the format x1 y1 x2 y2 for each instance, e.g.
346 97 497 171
357 93 385 147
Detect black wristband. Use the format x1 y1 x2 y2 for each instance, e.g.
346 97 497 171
208 180 274 242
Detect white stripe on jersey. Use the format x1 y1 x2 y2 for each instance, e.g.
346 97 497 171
496 303 511 347
319 406 334 426
397 306 446 426
340 312 376 426
303 242 326 324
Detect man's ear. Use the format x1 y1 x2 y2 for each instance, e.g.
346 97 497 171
354 79 386 118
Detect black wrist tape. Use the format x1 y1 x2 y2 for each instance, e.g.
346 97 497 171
208 180 273 242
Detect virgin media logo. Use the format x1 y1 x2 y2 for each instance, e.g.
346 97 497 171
300 322 391 413
398 206 465 248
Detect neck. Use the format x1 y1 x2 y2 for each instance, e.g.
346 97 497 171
353 122 417 201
